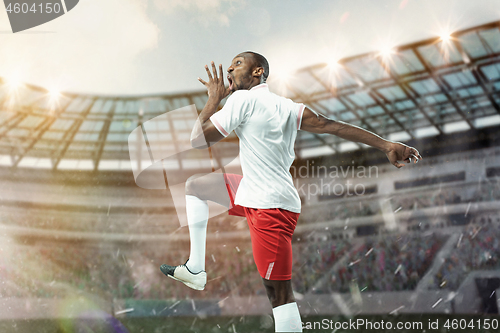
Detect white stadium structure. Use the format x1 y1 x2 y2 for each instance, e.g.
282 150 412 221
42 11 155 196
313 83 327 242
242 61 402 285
1 20 500 333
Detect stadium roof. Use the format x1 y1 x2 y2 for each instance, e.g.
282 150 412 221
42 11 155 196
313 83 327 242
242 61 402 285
1 20 499 171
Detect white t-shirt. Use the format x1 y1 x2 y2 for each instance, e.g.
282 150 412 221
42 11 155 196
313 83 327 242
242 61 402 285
210 83 305 213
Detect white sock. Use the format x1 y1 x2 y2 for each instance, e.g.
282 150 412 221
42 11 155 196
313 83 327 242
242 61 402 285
185 195 209 273
272 302 302 332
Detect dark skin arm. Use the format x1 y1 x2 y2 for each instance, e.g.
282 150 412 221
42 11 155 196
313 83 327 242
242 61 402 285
190 61 231 149
300 107 422 168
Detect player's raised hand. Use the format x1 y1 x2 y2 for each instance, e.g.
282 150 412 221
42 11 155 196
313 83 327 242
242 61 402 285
198 62 231 101
385 142 422 168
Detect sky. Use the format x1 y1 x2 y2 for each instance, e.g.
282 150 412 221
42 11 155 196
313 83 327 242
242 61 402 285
0 0 499 95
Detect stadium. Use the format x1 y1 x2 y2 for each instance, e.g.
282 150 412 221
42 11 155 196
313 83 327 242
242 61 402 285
1 17 500 333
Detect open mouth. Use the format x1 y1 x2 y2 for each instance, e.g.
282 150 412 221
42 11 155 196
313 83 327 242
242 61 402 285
227 75 234 91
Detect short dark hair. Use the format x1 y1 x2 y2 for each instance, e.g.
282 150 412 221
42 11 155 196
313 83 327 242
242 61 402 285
243 51 269 82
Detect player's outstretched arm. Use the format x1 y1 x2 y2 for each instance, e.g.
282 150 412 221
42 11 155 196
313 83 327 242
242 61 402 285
300 107 422 168
191 62 231 149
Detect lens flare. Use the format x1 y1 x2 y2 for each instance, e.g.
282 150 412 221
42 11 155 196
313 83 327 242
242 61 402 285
439 32 452 42
49 88 61 100
5 74 23 92
379 46 395 58
327 58 340 69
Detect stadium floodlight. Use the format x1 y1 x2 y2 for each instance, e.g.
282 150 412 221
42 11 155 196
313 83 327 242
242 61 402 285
379 46 394 58
49 89 60 98
5 74 23 92
46 86 62 112
439 32 452 42
272 66 291 82
48 87 61 102
327 58 340 69
268 65 293 96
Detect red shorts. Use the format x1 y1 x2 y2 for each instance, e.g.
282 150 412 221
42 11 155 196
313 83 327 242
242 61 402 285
223 174 300 280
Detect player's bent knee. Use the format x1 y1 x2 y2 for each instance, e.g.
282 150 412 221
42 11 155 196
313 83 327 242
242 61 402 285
185 174 203 196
